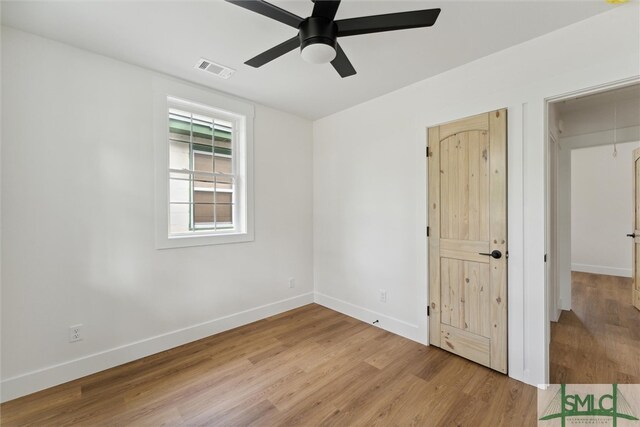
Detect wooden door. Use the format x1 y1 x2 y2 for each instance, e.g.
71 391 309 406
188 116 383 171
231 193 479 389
632 148 640 311
428 109 507 373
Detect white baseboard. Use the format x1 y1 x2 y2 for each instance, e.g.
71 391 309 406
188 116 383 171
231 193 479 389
313 292 424 344
571 263 632 278
0 292 314 403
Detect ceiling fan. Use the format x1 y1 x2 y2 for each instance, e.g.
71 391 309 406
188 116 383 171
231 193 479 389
225 0 441 78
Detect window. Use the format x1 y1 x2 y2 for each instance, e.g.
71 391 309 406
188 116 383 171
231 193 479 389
168 104 236 233
154 79 254 248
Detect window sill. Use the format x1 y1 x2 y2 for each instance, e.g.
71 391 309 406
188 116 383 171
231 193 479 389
156 230 254 249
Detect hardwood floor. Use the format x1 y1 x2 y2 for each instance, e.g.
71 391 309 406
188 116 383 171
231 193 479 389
2 304 537 426
550 271 640 384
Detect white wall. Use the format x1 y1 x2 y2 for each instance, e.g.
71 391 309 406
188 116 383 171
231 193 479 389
313 5 639 387
1 27 314 401
571 142 637 277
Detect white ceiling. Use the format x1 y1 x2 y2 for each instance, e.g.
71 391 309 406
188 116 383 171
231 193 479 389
554 84 640 137
556 84 640 115
1 1 616 119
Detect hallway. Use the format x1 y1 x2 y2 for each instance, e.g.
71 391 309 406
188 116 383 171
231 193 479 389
550 272 640 383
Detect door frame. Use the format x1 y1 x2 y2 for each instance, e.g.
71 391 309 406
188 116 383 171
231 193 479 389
632 148 640 310
547 131 560 324
544 76 640 381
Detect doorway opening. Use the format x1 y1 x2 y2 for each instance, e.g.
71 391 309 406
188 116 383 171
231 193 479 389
546 82 640 383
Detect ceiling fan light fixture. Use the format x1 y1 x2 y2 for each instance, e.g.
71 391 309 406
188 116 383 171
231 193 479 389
301 42 336 64
225 0 441 78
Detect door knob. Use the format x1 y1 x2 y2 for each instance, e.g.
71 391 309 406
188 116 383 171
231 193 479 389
479 250 502 259
627 233 636 238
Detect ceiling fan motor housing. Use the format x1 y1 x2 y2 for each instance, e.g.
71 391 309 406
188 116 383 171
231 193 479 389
299 17 338 52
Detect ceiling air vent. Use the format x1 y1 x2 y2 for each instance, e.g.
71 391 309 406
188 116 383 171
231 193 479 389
194 58 235 79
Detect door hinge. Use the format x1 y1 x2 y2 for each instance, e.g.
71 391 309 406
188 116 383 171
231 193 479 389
544 253 547 263
427 226 430 237
427 306 430 317
426 146 430 157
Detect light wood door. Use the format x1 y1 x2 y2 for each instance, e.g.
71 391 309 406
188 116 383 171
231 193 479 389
632 148 640 311
428 109 507 373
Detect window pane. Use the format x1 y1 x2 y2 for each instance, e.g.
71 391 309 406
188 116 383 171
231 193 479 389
217 174 233 191
215 155 232 174
169 199 191 234
169 177 191 203
193 178 214 191
214 119 232 157
215 192 233 225
169 108 191 117
194 152 213 172
191 113 215 153
169 140 190 170
193 135 214 152
193 152 215 190
193 191 215 228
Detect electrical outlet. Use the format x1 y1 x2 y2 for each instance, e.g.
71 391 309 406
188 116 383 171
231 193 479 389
69 324 83 343
288 278 296 288
379 290 387 303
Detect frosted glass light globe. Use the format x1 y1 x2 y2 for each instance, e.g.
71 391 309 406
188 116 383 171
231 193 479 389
301 43 336 64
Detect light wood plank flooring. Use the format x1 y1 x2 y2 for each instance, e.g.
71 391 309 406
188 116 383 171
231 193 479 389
2 304 537 426
550 271 640 384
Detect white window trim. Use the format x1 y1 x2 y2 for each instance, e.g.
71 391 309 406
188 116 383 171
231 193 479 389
153 77 254 249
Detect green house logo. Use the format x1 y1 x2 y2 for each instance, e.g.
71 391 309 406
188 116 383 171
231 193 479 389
540 384 639 427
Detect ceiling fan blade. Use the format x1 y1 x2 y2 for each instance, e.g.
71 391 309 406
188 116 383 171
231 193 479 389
225 0 303 28
245 36 301 68
331 44 356 78
312 0 341 20
336 8 441 37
